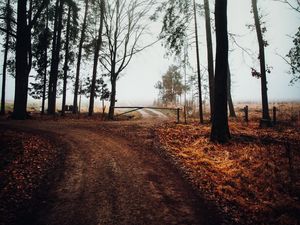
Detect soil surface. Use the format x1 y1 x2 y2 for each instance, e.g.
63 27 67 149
0 118 219 225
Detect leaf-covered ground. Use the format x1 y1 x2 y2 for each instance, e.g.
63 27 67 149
0 128 65 225
155 121 300 225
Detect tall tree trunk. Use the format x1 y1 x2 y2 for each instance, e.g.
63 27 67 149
204 0 215 119
48 0 59 114
48 0 63 115
1 35 8 115
88 0 105 116
227 64 236 117
193 0 204 124
183 44 188 124
13 0 30 119
0 0 10 115
252 0 271 125
210 0 230 143
73 0 89 114
108 0 120 120
41 6 49 115
108 76 116 120
61 5 71 116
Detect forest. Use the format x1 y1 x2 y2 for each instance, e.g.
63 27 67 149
0 0 299 225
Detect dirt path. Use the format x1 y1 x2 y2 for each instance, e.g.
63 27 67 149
1 120 218 225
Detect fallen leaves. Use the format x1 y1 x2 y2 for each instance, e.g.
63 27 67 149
155 121 300 225
0 128 63 225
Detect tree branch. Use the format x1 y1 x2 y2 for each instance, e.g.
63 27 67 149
30 0 50 28
0 16 17 24
276 51 300 72
0 27 16 38
228 32 255 60
273 0 300 13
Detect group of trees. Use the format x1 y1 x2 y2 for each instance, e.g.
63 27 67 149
154 0 299 142
0 0 299 142
155 65 185 106
0 0 153 120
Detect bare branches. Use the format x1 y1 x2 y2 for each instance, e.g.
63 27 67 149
228 32 255 60
273 0 300 13
101 0 156 78
276 52 292 68
0 16 16 24
0 26 16 37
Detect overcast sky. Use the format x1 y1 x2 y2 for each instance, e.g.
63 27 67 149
108 0 300 106
0 0 299 108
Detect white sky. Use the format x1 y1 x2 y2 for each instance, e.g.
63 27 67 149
0 0 299 108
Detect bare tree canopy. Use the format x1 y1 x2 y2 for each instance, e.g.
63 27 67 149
100 0 156 119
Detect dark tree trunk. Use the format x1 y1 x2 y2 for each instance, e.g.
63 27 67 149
12 0 48 119
48 0 59 114
48 0 63 115
252 0 271 125
88 0 105 116
0 0 10 115
61 5 71 116
227 64 236 117
107 0 120 120
210 0 231 143
108 76 116 120
41 6 49 115
204 0 215 119
193 0 204 124
13 0 30 119
1 36 8 115
73 0 89 114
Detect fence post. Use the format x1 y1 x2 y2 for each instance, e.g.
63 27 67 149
244 105 249 123
177 108 180 123
273 106 277 125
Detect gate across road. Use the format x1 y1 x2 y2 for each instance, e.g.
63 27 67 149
113 107 181 123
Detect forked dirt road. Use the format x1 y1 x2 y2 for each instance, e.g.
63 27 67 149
1 119 219 225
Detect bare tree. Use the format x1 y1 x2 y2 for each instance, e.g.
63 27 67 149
252 0 271 126
100 0 155 119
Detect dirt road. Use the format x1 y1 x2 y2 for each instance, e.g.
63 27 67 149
1 119 219 225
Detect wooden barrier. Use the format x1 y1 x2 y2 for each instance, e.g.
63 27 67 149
113 106 182 123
